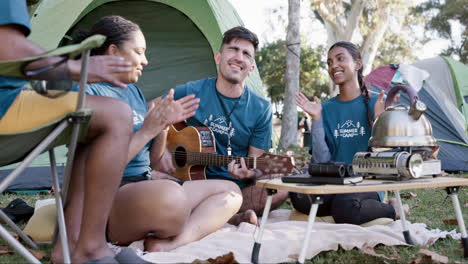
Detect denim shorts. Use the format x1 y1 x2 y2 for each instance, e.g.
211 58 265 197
120 173 184 187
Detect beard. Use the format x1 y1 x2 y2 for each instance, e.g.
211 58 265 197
220 69 243 84
224 76 240 84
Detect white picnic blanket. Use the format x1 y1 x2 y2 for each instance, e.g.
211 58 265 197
115 209 460 263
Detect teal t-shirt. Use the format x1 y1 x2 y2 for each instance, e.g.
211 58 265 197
174 77 272 186
322 93 384 200
322 93 378 164
0 0 32 119
85 83 151 178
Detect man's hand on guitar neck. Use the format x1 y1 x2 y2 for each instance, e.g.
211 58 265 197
228 146 266 180
227 158 261 180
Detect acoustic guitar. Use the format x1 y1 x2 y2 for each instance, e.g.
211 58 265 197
167 124 295 181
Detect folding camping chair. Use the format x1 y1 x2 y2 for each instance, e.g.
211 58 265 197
0 35 106 264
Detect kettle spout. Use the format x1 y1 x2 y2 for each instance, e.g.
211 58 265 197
409 100 427 120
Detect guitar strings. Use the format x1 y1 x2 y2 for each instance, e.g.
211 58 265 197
171 151 288 165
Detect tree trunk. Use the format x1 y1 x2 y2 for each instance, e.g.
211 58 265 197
343 0 365 40
361 6 390 75
279 0 301 148
323 23 339 96
312 0 415 85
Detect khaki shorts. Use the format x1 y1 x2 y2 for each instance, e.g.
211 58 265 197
0 90 78 134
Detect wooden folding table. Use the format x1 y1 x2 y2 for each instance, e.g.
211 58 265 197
251 176 468 264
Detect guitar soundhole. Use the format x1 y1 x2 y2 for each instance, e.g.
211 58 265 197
174 146 187 167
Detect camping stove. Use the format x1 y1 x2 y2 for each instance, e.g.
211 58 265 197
352 150 441 179
352 85 442 179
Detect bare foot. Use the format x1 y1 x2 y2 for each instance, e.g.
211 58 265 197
51 238 75 264
389 198 410 220
52 237 116 264
51 245 63 264
228 209 258 226
74 246 115 264
144 236 178 252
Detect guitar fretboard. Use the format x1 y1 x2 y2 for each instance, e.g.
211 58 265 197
173 151 256 168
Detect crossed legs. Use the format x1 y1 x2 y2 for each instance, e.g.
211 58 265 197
51 95 132 264
106 179 242 252
229 184 288 225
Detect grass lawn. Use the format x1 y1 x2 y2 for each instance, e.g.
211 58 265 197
0 147 466 263
0 192 54 263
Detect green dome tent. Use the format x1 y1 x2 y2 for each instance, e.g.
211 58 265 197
443 57 468 127
1 0 268 191
29 0 264 99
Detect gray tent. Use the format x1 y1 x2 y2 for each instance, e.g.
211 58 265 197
365 56 468 172
1 0 266 191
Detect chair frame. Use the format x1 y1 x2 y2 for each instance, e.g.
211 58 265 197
0 44 95 263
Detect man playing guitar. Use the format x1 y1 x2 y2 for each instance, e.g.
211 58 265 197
154 26 289 225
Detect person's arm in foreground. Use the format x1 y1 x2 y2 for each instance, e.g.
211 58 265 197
0 25 131 88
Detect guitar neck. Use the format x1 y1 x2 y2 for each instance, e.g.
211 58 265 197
184 152 257 168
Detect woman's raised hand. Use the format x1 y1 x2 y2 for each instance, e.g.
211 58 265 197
295 92 322 120
374 90 400 119
160 89 200 126
162 89 200 125
142 89 199 137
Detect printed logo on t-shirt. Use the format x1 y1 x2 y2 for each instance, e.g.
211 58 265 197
133 110 144 125
333 120 365 138
204 114 235 138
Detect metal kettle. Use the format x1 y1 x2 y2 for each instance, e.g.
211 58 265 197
369 85 437 148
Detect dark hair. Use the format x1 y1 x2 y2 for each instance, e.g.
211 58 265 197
328 41 373 129
221 26 259 52
74 16 141 56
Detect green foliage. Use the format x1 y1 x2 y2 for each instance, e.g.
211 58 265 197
362 1 422 67
299 45 329 99
256 41 286 104
0 193 53 263
256 40 329 104
412 0 468 63
311 0 427 71
373 31 418 67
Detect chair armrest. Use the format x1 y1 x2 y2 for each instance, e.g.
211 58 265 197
0 35 106 79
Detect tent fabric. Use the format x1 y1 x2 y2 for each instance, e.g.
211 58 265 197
363 65 397 90
0 167 63 192
1 0 267 191
29 0 265 100
64 0 217 100
365 56 468 172
442 57 468 126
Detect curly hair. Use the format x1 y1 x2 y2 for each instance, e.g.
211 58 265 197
73 15 141 56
